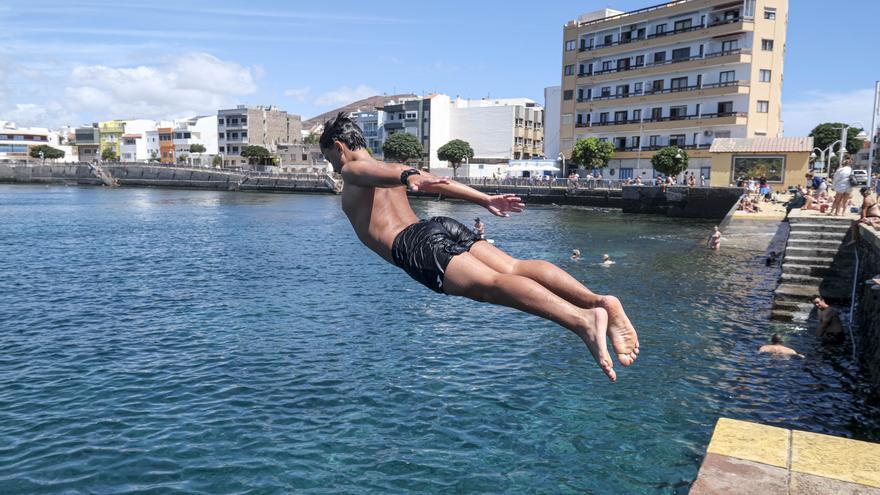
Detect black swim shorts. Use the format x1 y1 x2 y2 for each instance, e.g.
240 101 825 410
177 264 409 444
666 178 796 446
391 216 483 293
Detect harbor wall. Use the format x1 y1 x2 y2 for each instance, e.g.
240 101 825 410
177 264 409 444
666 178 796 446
0 162 338 194
854 224 880 385
2 163 743 219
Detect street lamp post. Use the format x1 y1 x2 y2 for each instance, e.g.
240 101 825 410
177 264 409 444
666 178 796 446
39 150 44 165
838 121 866 170
811 142 841 177
557 152 566 176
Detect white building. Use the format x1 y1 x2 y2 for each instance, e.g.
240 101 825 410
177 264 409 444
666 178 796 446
376 94 544 172
544 86 562 162
350 110 385 157
172 115 218 166
0 121 75 162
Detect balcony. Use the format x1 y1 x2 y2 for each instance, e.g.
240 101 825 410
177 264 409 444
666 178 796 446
578 81 750 108
577 18 753 58
574 112 748 133
578 49 751 84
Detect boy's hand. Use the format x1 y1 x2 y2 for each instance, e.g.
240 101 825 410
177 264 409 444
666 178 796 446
484 194 525 217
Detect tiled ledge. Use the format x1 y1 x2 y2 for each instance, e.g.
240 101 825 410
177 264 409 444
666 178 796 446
691 418 880 494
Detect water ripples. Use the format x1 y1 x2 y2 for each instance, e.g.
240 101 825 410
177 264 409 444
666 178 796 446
1 185 878 494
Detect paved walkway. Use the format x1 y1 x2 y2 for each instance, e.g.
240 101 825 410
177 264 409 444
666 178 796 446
691 418 880 494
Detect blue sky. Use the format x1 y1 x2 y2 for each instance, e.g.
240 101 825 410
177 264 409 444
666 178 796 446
0 0 877 136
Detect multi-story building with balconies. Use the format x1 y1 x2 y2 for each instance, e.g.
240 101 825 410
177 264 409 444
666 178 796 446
217 105 302 169
560 0 787 181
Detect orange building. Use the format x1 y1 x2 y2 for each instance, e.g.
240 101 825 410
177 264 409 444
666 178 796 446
158 127 174 164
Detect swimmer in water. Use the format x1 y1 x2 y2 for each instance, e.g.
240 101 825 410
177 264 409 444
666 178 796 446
319 113 638 381
601 254 615 265
571 249 582 260
473 217 485 240
708 226 722 250
759 334 804 358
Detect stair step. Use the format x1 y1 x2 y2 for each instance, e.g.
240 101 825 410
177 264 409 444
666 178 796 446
775 284 851 302
772 300 815 313
789 222 852 231
770 310 810 322
790 217 854 226
788 232 849 242
787 239 845 249
780 274 824 285
781 264 835 277
784 246 851 258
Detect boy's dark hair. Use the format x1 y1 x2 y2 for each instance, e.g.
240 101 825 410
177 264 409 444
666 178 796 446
319 112 367 152
861 186 871 195
771 334 782 344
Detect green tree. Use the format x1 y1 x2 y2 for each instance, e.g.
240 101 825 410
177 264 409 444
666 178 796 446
304 133 320 145
149 150 160 163
101 146 117 162
177 154 189 164
28 144 65 160
809 123 865 169
437 139 474 177
570 137 614 171
212 154 223 168
240 145 271 165
651 146 689 177
382 132 423 165
189 144 206 153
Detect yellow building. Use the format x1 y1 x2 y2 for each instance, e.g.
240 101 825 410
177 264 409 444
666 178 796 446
708 137 812 188
98 120 126 159
559 0 788 180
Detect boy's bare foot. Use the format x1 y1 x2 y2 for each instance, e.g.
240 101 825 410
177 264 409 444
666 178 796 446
600 295 640 366
575 307 616 382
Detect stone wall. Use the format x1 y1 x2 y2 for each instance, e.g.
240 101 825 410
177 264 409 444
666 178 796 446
622 186 746 219
855 224 880 385
0 162 338 194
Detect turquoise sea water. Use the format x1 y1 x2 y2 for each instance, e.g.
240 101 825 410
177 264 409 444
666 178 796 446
1 185 878 494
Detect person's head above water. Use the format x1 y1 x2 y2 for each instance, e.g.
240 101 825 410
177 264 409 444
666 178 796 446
602 254 611 261
319 112 368 173
771 334 782 345
812 296 828 309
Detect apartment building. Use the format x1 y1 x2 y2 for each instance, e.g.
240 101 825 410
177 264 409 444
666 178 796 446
0 121 51 162
217 105 302 168
350 110 385 157
74 125 100 162
560 0 787 180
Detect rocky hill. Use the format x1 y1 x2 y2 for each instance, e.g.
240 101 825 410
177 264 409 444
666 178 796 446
303 93 417 129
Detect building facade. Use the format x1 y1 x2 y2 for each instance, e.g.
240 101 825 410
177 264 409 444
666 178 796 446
560 0 788 181
74 125 100 162
0 121 51 162
378 94 545 170
217 105 303 168
544 86 562 161
98 120 126 159
709 136 811 188
350 110 385 157
172 115 218 166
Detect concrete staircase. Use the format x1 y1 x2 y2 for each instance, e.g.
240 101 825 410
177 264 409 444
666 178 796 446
771 216 855 322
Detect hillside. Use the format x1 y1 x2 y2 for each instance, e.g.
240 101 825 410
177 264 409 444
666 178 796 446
303 93 417 128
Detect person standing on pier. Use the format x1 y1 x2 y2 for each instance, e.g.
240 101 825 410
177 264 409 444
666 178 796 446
319 113 639 382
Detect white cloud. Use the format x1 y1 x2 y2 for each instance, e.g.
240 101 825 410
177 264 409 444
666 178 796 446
314 85 378 106
0 102 75 127
783 88 875 136
284 87 311 101
63 53 257 119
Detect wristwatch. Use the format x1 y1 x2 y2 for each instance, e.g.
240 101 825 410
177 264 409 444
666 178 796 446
400 168 421 187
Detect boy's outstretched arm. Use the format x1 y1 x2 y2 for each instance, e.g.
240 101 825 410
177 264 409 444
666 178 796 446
416 173 526 217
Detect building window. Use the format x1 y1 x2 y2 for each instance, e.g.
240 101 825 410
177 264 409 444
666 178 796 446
670 77 688 90
563 90 573 101
669 106 688 119
635 55 644 67
669 134 686 146
601 61 612 71
653 51 666 63
721 39 739 52
634 82 643 94
218 118 224 125
671 47 691 61
764 7 776 20
633 109 641 120
565 40 576 51
655 24 666 35
719 70 735 83
649 135 660 147
631 136 640 148
757 100 769 113
761 39 774 51
673 18 692 32
219 146 225 153
759 69 771 82
614 111 628 122
733 156 785 182
564 64 574 76
599 112 609 123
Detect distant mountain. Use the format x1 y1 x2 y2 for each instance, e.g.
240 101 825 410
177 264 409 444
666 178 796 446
303 93 417 129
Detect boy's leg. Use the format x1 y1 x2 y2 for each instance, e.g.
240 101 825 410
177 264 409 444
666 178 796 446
468 242 638 365
442 252 619 381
